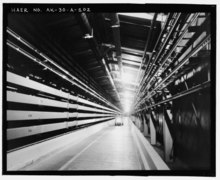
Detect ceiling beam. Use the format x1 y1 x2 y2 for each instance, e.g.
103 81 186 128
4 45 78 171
102 43 144 56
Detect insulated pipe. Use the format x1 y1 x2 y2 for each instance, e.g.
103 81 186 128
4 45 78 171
6 38 120 113
6 28 115 111
141 13 182 89
136 80 210 113
140 13 199 97
134 13 173 101
136 34 211 107
135 13 173 107
135 13 192 106
131 13 158 112
110 13 123 76
135 13 158 84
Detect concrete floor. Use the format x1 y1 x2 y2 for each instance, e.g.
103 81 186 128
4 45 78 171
21 120 142 170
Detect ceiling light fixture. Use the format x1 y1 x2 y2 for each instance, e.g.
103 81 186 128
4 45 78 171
118 13 166 22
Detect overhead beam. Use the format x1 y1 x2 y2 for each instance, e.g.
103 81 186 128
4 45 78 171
107 60 142 70
114 78 139 86
102 43 144 56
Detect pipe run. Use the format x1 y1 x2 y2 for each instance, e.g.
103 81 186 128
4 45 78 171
134 13 158 85
6 39 120 113
6 28 120 111
136 32 211 108
136 80 210 113
136 13 182 103
140 13 199 98
135 13 173 97
144 13 182 83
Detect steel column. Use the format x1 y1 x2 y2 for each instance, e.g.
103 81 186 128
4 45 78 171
150 112 157 145
162 108 173 162
142 112 149 136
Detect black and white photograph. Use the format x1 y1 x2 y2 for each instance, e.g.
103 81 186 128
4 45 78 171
1 2 216 177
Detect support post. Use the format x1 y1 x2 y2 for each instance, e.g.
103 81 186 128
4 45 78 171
149 113 156 145
163 109 173 162
135 116 138 127
140 114 144 132
143 113 149 136
137 114 141 130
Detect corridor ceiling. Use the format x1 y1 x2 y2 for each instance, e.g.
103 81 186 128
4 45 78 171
8 12 209 113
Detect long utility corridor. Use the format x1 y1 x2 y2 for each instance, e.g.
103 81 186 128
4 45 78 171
3 4 214 176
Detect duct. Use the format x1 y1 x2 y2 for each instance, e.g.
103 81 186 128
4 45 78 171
76 13 122 110
110 13 123 76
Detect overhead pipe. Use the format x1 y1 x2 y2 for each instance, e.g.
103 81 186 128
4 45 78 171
136 34 211 108
7 40 120 113
138 14 172 84
134 13 158 85
141 13 182 90
130 13 158 112
135 13 182 106
134 13 173 102
7 27 107 103
110 13 123 76
140 13 199 97
136 80 210 113
7 28 120 112
76 13 122 110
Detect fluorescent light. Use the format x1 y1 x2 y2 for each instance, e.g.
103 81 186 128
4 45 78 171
119 13 154 20
118 13 167 22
